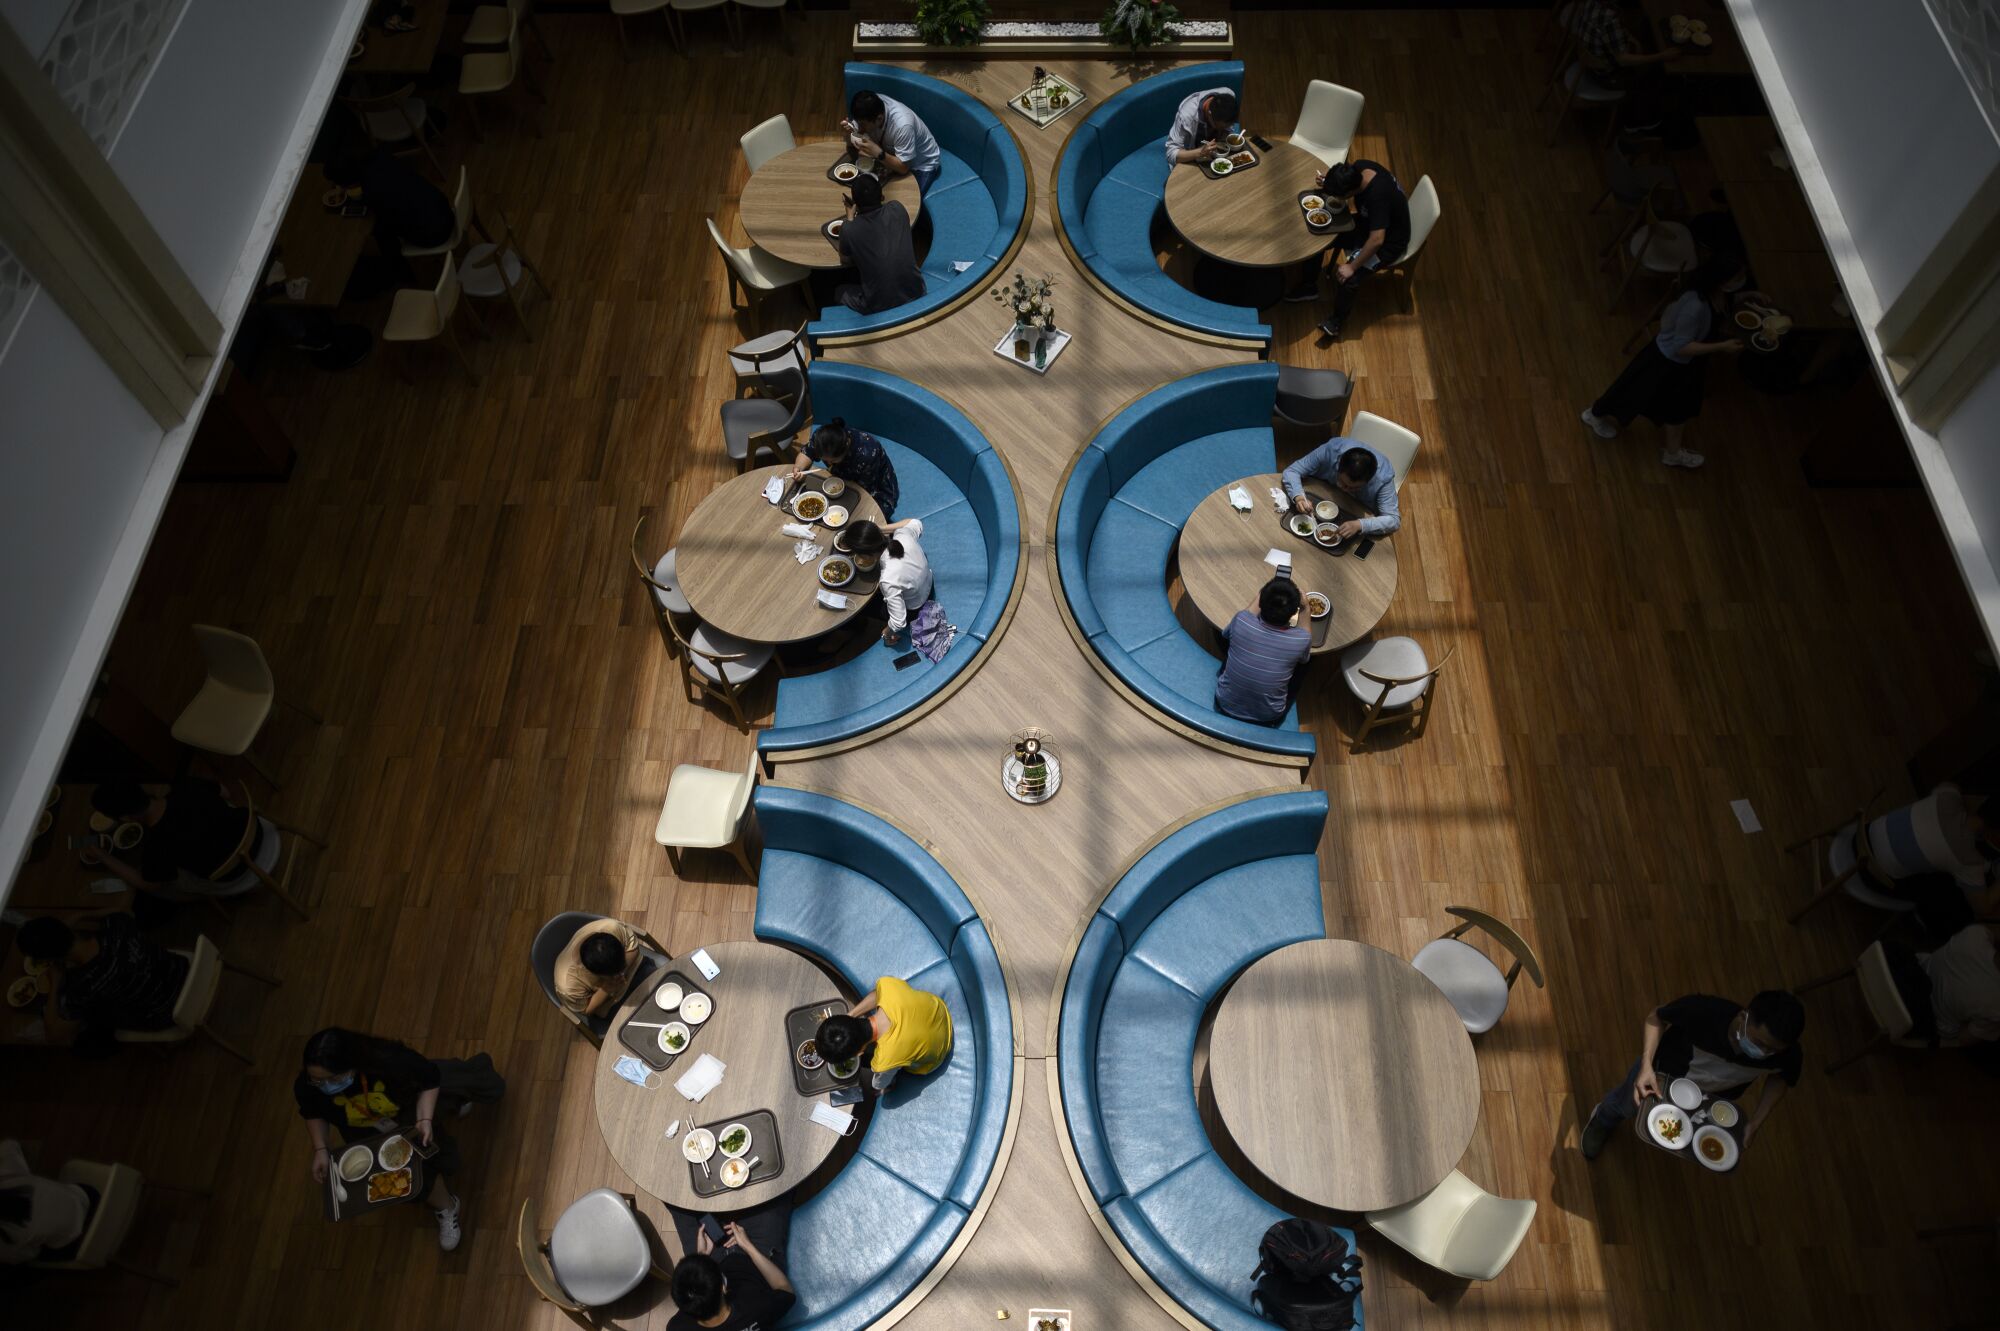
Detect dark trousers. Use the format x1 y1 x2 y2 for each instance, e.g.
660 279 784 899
667 1194 793 1265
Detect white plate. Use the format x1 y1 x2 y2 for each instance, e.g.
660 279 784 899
717 1122 753 1158
1669 1077 1703 1111
682 1128 716 1163
655 981 684 1011
821 504 850 529
719 1156 751 1189
1693 1123 1738 1171
1646 1101 1691 1150
377 1135 414 1170
339 1144 374 1182
679 991 713 1025
657 1021 691 1056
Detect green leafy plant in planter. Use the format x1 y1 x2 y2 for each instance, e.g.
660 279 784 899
913 0 990 47
1101 0 1182 51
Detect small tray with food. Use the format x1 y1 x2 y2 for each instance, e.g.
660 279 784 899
323 1128 432 1221
784 998 852 1096
1297 190 1354 235
617 968 715 1071
1207 148 1260 179
685 1108 784 1198
1304 589 1333 649
1634 1087 1741 1173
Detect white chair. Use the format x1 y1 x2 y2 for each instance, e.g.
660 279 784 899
199 797 325 920
401 165 474 259
113 935 280 1066
1347 410 1420 489
1402 174 1439 268
740 113 796 174
466 0 554 60
459 12 542 140
657 748 759 877
706 217 811 320
384 257 486 381
1289 80 1364 167
520 1194 665 1325
1411 907 1545 1034
670 0 735 49
630 513 693 657
1607 200 1695 312
1798 941 1936 1074
1367 1169 1537 1281
1545 61 1625 145
729 321 811 398
1339 637 1454 750
171 625 320 788
33 1161 174 1284
610 0 671 56
459 209 552 338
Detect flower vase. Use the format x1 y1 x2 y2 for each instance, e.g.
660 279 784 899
1034 331 1049 370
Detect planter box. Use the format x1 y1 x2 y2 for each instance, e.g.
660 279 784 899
853 19 1233 57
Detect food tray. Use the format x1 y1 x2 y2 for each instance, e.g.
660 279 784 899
1632 1094 1740 1168
617 967 713 1071
826 156 872 185
687 1108 784 1198
323 1128 432 1221
1297 191 1354 235
1008 75 1086 129
785 998 853 1096
1206 147 1260 179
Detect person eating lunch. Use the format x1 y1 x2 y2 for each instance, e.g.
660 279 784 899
295 1027 506 1251
833 173 925 316
840 518 952 658
814 974 953 1092
1166 87 1239 166
842 89 942 194
1280 438 1401 540
790 416 900 520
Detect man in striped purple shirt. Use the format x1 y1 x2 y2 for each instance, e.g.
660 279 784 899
1214 578 1314 726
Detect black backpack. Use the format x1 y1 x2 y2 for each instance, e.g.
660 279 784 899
1251 1219 1363 1331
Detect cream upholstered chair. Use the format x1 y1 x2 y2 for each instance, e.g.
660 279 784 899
460 208 552 338
33 1161 175 1284
707 217 811 321
1412 907 1545 1034
400 166 474 260
466 0 554 60
730 321 811 399
384 257 485 381
670 0 735 50
611 0 671 55
667 612 775 731
1798 941 1936 1074
1367 1169 1537 1281
1289 80 1364 167
630 513 693 659
657 748 759 877
1402 175 1440 268
460 12 543 140
339 83 443 178
740 113 796 174
1340 639 1454 750
171 625 319 787
113 935 280 1066
1347 410 1420 489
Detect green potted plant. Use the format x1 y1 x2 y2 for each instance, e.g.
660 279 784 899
1100 0 1182 51
992 272 1058 367
913 0 989 47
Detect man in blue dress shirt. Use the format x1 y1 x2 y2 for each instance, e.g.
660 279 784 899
1280 439 1401 542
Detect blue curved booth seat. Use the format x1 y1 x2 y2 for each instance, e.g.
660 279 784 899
753 787 1014 1331
1056 790 1360 1331
757 363 1021 758
1053 362 1314 762
1055 62 1269 347
808 63 1030 344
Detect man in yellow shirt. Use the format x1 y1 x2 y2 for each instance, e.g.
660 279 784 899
815 975 952 1091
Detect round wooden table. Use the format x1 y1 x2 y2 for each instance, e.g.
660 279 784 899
1209 938 1480 1213
740 143 924 271
593 940 854 1212
676 465 884 645
1163 139 1333 269
1178 475 1397 655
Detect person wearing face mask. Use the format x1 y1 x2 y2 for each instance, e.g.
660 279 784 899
294 1027 506 1250
1580 989 1805 1160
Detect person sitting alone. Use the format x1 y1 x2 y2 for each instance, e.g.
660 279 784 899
1213 577 1314 728
1291 160 1410 343
17 912 189 1044
815 975 953 1092
834 173 925 315
553 917 646 1027
324 147 455 262
1281 439 1402 540
667 1215 795 1331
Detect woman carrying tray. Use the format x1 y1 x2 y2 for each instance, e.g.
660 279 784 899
295 1027 506 1251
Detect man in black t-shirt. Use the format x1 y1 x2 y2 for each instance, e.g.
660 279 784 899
1286 160 1410 343
667 1214 796 1331
1580 990 1806 1160
87 778 257 897
834 172 926 315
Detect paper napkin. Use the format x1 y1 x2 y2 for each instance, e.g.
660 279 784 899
781 521 814 538
1229 486 1253 511
1264 548 1293 573
762 477 786 504
794 540 824 564
674 1053 726 1102
1268 486 1288 513
950 260 974 273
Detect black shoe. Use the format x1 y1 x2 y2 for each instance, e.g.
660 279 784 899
1579 1108 1615 1161
1316 319 1343 342
1282 279 1320 303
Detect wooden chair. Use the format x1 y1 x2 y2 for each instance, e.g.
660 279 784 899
728 320 811 400
656 748 759 877
1606 196 1696 312
1544 58 1625 147
459 208 552 338
721 367 812 473
629 513 693 658
1339 639 1454 750
114 935 280 1067
400 165 476 261
339 82 444 179
663 607 776 731
1786 791 1918 924
459 10 543 140
33 1161 180 1285
205 794 326 920
518 1196 598 1328
1411 907 1545 1034
384 256 486 381
170 625 322 789
529 912 669 1044
519 1194 669 1327
706 217 812 324
1797 940 1935 1075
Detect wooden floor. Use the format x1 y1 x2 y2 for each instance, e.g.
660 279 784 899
8 8 1998 1331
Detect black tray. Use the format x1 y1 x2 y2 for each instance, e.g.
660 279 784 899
687 1108 785 1198
1297 191 1354 236
617 967 714 1071
1205 147 1260 180
323 1127 434 1221
784 998 865 1097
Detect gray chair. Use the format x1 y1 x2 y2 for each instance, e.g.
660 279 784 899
721 367 810 473
1274 365 1353 432
520 1193 665 1326
530 912 668 1044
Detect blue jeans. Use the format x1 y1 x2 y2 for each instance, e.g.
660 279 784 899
912 164 940 195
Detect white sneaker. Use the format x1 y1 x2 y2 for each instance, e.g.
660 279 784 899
1660 448 1706 469
1580 408 1618 439
435 1195 463 1251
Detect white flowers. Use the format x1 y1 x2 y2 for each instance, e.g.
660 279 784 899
991 271 1058 331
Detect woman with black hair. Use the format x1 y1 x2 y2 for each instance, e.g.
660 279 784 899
0 1139 92 1264
294 1027 505 1250
837 518 955 659
1581 256 1747 469
790 417 899 520
666 1214 795 1331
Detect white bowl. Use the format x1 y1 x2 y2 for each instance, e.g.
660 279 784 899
657 1021 691 1056
719 1157 751 1189
377 1135 414 1170
828 1055 860 1081
1706 1098 1740 1129
717 1122 753 1158
682 1128 716 1163
1314 499 1342 522
1646 1101 1691 1150
339 1145 374 1181
822 504 850 529
1669 1077 1703 1111
679 991 713 1025
655 981 684 1011
1693 1123 1738 1171
821 477 846 498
